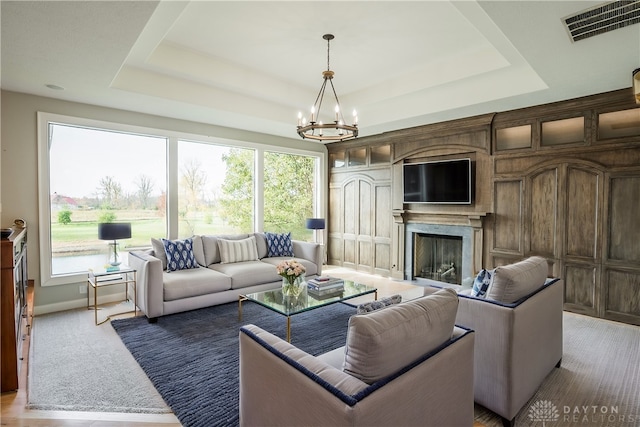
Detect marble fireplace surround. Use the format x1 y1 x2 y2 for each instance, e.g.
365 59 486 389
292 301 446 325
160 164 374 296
402 213 486 283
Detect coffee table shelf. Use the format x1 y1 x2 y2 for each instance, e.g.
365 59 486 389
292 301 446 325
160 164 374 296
239 280 377 342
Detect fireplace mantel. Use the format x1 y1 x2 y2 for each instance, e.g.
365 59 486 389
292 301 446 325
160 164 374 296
394 210 488 229
394 210 487 282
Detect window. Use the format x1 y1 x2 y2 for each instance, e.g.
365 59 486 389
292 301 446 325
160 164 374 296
38 113 325 286
47 123 166 279
263 151 316 240
177 141 254 237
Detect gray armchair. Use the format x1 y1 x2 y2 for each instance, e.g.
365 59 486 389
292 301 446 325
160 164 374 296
455 257 564 427
239 289 475 426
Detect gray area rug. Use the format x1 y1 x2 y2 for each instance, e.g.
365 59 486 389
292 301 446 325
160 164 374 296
27 303 170 413
112 300 355 427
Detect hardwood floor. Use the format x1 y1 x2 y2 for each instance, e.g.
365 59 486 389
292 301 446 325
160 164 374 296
0 267 429 427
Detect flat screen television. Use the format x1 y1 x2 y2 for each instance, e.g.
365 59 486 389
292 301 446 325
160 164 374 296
403 158 473 204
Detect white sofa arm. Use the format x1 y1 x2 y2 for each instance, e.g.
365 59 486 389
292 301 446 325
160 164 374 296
128 250 165 320
292 240 323 275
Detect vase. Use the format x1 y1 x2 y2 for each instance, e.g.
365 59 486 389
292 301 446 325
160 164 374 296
282 275 305 297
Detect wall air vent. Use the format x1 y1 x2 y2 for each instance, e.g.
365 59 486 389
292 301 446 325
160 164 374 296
563 0 640 42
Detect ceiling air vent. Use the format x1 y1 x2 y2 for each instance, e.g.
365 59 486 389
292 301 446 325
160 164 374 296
563 0 640 42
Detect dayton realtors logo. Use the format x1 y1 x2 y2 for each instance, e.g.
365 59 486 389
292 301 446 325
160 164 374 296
528 400 638 425
528 400 560 426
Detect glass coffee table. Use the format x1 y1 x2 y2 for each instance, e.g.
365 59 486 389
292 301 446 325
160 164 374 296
239 280 377 342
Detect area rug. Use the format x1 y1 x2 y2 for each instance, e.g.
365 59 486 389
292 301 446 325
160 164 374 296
111 301 355 427
27 304 171 413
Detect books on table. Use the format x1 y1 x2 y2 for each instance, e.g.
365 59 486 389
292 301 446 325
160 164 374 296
307 276 344 291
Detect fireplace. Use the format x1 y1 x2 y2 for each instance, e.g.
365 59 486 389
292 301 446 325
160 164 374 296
405 222 476 284
413 233 462 284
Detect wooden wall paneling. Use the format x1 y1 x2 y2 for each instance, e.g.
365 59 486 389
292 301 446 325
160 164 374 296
391 211 406 279
565 166 602 260
492 180 523 254
606 174 640 263
374 185 392 274
327 186 343 265
563 262 599 317
527 167 559 257
357 179 372 271
603 268 640 325
342 180 357 267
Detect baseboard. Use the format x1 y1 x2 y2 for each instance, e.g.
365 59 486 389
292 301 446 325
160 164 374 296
32 293 127 316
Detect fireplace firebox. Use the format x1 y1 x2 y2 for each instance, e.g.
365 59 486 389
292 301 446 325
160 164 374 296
413 233 462 284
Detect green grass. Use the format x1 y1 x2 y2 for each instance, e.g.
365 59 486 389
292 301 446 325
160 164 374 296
51 210 314 257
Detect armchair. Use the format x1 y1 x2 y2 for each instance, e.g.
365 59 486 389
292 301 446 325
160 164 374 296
239 289 475 426
454 257 564 426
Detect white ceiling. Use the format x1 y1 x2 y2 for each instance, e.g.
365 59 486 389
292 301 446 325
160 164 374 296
2 1 639 142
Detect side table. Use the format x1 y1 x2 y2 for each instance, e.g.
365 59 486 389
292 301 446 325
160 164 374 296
87 266 137 325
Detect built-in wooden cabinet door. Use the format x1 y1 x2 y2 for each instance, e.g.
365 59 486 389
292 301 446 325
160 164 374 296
602 174 640 324
562 165 603 316
328 176 391 276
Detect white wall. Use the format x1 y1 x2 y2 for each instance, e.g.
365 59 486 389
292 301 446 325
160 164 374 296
0 90 325 314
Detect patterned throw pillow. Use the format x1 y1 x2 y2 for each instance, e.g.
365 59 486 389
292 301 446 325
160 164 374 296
471 269 493 298
265 232 294 257
356 294 402 314
162 238 199 272
217 236 259 264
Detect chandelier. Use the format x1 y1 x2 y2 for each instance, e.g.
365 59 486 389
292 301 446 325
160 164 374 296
297 34 358 142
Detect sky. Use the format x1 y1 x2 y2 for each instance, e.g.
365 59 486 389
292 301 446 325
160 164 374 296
49 124 230 199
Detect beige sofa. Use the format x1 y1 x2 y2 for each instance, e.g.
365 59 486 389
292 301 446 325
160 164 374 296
445 256 564 426
128 233 322 321
239 288 475 427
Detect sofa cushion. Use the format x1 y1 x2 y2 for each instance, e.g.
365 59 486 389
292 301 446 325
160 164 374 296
201 234 250 265
471 269 493 298
260 257 319 277
163 268 231 301
356 294 402 314
191 235 205 267
253 233 268 259
210 260 281 289
265 232 294 257
486 256 548 303
343 288 458 384
217 236 259 264
162 238 199 272
151 238 168 270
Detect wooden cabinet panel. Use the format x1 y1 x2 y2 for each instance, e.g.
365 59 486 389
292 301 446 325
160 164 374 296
604 269 640 325
359 181 371 236
564 263 598 316
375 243 391 271
343 181 357 235
358 240 372 269
329 187 342 233
608 175 640 263
566 167 601 259
529 168 558 256
328 236 342 263
375 186 391 238
493 180 522 252
343 239 355 265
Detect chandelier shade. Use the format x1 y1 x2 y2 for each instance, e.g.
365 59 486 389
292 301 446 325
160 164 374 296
297 34 358 142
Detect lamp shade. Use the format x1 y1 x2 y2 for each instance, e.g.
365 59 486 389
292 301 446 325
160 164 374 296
98 223 131 240
305 218 325 230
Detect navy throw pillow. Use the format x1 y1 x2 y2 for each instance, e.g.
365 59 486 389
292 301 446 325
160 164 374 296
471 268 493 298
265 232 294 257
162 238 199 272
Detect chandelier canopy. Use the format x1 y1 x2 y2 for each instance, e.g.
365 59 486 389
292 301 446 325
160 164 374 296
296 34 358 142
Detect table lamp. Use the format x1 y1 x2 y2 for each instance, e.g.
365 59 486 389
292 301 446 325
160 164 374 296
306 218 326 264
98 222 131 269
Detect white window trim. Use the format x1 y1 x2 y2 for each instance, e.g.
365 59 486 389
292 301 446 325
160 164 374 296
37 112 326 286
